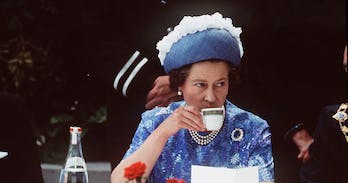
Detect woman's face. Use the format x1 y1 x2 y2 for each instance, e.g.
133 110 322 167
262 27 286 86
179 60 229 110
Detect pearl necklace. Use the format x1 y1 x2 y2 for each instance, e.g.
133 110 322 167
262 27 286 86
186 104 224 145
189 130 220 145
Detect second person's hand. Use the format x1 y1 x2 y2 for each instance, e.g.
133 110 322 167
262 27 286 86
145 75 182 109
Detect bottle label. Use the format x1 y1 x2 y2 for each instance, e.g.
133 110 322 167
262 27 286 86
72 133 77 145
66 168 86 172
65 157 87 171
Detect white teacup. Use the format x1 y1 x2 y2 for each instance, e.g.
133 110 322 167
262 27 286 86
201 107 225 131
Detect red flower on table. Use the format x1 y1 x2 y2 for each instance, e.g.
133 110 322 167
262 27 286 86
124 161 146 181
166 178 186 183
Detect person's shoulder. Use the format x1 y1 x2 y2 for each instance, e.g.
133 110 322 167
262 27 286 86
138 101 184 131
225 100 268 126
318 103 346 123
141 101 184 118
320 104 341 116
315 102 347 131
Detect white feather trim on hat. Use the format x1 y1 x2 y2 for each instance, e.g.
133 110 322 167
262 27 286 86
156 12 244 65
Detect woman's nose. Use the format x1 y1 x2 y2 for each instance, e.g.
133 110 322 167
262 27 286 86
204 88 216 103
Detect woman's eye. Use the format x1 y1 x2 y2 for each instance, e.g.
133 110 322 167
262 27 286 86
195 83 206 88
216 82 225 87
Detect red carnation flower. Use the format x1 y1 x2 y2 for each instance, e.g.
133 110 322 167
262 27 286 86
166 178 186 183
124 161 147 180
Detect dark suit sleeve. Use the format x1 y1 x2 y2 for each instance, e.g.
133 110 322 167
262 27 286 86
300 104 348 183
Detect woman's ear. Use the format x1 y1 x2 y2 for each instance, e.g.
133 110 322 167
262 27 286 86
177 87 183 96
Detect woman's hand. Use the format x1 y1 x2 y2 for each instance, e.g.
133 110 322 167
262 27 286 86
159 105 206 137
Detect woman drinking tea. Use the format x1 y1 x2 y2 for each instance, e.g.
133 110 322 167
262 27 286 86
111 12 274 183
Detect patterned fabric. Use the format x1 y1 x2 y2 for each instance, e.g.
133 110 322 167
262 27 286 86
124 100 274 182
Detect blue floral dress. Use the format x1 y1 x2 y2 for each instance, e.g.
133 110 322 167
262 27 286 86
123 100 274 182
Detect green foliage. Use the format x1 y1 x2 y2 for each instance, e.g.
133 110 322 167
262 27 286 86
50 114 74 125
88 106 107 124
0 35 52 97
0 0 107 163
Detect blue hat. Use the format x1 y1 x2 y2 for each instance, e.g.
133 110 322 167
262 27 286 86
163 28 241 73
156 12 243 73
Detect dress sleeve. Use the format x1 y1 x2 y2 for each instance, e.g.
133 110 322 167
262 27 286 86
248 119 275 182
122 109 163 159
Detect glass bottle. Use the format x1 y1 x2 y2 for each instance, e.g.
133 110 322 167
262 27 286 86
59 126 88 183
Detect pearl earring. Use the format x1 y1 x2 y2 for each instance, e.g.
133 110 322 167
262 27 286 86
177 90 182 96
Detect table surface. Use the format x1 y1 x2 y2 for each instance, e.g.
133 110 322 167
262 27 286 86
41 162 111 183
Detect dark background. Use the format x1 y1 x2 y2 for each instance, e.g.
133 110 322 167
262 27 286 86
0 0 346 183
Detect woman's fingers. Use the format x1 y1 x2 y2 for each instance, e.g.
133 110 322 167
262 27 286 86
176 106 205 131
180 115 203 131
161 106 205 136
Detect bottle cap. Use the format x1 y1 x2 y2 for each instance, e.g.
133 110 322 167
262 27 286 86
69 126 82 133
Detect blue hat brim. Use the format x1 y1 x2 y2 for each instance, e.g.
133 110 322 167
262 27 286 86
163 28 241 73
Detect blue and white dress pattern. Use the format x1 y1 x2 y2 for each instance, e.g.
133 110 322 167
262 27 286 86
123 100 274 182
